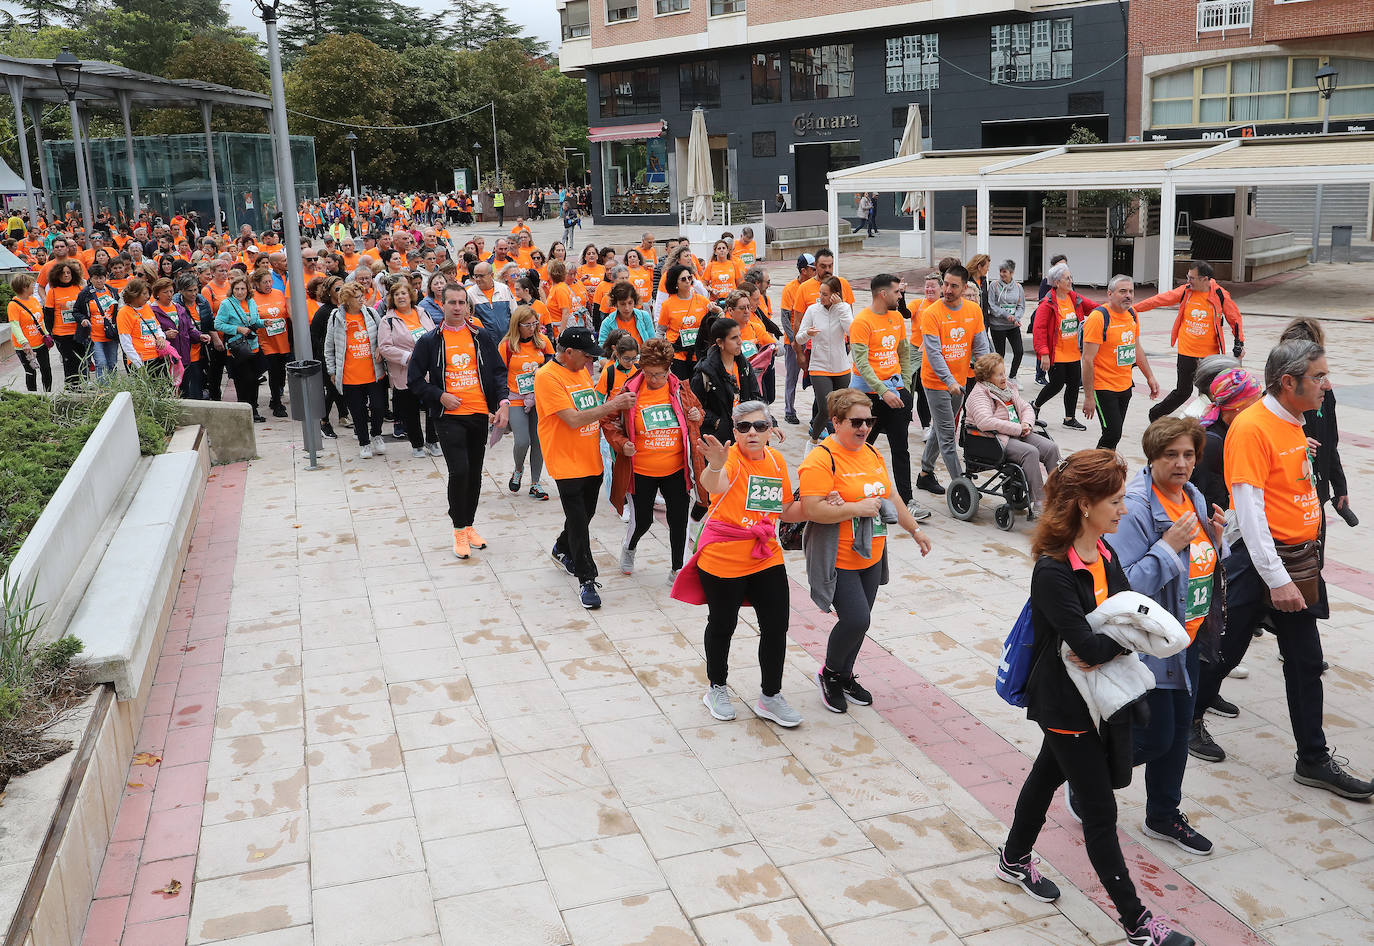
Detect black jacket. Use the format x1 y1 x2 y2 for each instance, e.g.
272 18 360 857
691 344 761 444
407 321 503 421
1024 544 1132 733
1190 419 1231 513
1304 389 1346 506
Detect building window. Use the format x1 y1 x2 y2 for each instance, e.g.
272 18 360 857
710 0 744 13
656 0 688 12
561 0 590 39
602 137 670 216
752 51 782 104
1148 56 1374 128
606 0 637 23
885 33 939 93
752 131 775 158
990 18 1071 84
790 44 854 101
680 60 721 109
599 68 660 117
1196 0 1253 34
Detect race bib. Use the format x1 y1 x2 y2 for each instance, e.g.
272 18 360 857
640 403 677 431
744 475 784 514
60 300 77 324
1059 317 1078 337
741 253 755 265
1006 402 1020 424
679 328 698 347
410 326 425 340
741 341 758 358
517 372 535 396
265 317 287 336
571 388 598 411
855 517 888 537
1186 573 1212 622
1115 344 1136 367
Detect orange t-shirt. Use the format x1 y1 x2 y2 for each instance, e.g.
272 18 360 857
606 312 645 348
657 294 709 361
1153 487 1216 640
502 338 545 397
630 381 684 478
1177 291 1219 359
592 279 615 315
202 282 230 326
1087 556 1108 608
1081 306 1137 393
46 283 82 336
534 359 603 480
794 276 855 313
253 289 290 355
341 312 376 386
546 282 584 328
699 444 791 579
798 438 893 571
116 303 161 362
595 363 639 400
1053 293 1081 364
88 287 119 343
738 316 775 360
441 325 487 416
919 299 985 391
625 267 653 297
850 307 905 382
731 241 757 266
703 260 740 299
1224 400 1321 545
577 264 605 294
7 298 45 348
638 245 658 267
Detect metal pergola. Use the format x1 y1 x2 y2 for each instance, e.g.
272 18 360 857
3 53 273 242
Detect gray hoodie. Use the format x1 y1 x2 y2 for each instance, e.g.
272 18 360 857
803 498 898 612
986 277 1026 331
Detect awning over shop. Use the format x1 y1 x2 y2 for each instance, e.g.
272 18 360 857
587 121 666 143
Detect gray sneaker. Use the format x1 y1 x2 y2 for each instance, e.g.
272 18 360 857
412 447 426 458
755 692 803 728
668 568 680 586
620 544 636 575
425 442 442 457
703 684 735 720
906 498 933 522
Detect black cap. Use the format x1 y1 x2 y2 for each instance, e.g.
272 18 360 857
557 326 601 356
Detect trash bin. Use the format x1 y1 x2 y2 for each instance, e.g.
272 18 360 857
286 359 325 423
1331 225 1353 264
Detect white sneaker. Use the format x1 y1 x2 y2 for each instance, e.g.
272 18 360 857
1228 664 1250 680
412 447 426 458
425 442 442 457
359 444 373 459
372 439 386 455
755 693 803 728
621 506 631 522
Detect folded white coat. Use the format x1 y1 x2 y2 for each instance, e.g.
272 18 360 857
1060 590 1190 728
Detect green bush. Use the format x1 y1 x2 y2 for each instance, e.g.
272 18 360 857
35 636 83 671
0 685 20 722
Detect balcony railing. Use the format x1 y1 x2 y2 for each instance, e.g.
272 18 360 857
1197 0 1252 34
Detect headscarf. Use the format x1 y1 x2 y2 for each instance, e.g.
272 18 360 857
1202 368 1261 428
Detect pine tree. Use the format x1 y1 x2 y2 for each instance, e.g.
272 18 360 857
446 0 546 55
278 0 332 54
13 0 76 31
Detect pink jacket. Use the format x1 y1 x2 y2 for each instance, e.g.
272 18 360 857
669 518 776 606
965 380 1036 446
377 307 436 389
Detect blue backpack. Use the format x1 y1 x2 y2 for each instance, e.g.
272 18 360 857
995 599 1036 708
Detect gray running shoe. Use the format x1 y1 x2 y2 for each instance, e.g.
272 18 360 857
703 684 735 720
620 544 636 575
756 693 803 728
906 498 933 522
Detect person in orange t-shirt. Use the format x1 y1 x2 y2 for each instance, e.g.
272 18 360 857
691 401 807 726
702 240 741 301
1031 262 1097 429
1080 276 1159 451
918 265 990 492
250 269 292 416
622 248 653 299
41 260 87 387
534 326 634 606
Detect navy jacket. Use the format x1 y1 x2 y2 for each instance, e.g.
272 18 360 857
407 320 504 421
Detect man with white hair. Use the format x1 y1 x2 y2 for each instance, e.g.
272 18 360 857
1080 275 1160 450
467 261 516 335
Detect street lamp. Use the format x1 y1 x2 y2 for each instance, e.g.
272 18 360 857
345 130 359 200
1310 64 1339 262
52 48 94 246
253 0 319 468
472 140 482 206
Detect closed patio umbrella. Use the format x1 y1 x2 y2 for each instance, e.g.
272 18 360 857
686 108 714 226
898 104 924 216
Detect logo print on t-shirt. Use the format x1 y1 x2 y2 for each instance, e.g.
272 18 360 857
950 327 966 343
880 335 897 350
451 352 471 370
1120 330 1135 345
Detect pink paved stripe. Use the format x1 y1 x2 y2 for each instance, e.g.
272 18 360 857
81 463 247 946
785 577 1269 946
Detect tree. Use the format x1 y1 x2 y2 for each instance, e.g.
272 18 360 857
138 33 269 135
447 0 546 56
10 0 75 32
278 0 331 55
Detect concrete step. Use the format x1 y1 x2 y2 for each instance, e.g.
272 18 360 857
764 233 865 260
1245 233 1299 254
771 224 831 241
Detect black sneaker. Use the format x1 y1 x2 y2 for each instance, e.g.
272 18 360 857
320 422 338 439
550 545 576 576
1062 417 1087 431
579 580 602 610
995 847 1060 903
508 469 523 493
817 668 847 714
784 412 801 425
1188 719 1225 763
252 410 267 423
1125 910 1194 946
1207 695 1239 718
1294 752 1374 800
842 674 872 706
271 403 288 418
916 472 946 496
1143 811 1213 855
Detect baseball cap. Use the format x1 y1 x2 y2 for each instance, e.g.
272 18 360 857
796 252 816 270
557 326 601 356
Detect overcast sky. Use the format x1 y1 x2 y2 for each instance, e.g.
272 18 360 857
223 0 562 49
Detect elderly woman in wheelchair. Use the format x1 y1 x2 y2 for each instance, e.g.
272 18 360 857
960 353 1061 524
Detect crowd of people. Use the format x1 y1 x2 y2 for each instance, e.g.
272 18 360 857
4 199 1363 946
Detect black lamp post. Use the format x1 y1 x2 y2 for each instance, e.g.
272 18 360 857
53 48 94 244
345 130 359 199
1310 64 1339 261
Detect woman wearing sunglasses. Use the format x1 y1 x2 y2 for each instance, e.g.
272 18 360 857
691 314 763 446
800 388 932 713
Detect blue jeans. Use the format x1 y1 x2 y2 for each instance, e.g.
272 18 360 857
91 339 121 379
1133 642 1199 820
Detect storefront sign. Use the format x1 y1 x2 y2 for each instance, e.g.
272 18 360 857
1146 119 1368 142
793 113 860 138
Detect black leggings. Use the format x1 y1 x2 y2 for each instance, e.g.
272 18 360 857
436 413 488 529
1149 354 1199 422
343 380 386 444
228 349 264 409
807 374 849 441
825 562 882 677
699 563 789 696
626 471 690 570
554 474 602 581
991 327 1024 379
866 387 914 504
1033 361 1080 420
1193 554 1265 723
393 386 436 448
1005 727 1145 928
54 334 86 387
1093 388 1132 450
17 347 53 392
322 372 349 424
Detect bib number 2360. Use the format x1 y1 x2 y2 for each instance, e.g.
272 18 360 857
744 475 784 514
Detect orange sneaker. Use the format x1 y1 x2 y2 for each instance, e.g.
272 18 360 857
465 526 487 550
452 528 471 559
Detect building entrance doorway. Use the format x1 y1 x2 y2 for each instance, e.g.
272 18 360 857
794 140 861 211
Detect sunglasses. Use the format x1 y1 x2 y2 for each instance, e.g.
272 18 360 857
733 420 771 434
843 416 876 429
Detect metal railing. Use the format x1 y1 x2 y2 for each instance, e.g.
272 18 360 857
1197 0 1252 34
677 199 766 231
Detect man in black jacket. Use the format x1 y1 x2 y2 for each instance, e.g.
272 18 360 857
408 284 507 561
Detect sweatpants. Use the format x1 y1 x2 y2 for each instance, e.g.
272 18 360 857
866 386 914 503
990 327 1024 379
824 562 882 677
807 373 849 441
1149 354 1200 421
435 413 488 529
343 380 386 445
625 471 690 570
920 385 963 481
1034 361 1081 420
699 564 789 696
554 474 602 582
1002 433 1060 501
507 402 544 485
1093 388 1132 451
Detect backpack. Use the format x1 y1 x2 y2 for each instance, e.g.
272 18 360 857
1077 303 1137 354
995 599 1036 708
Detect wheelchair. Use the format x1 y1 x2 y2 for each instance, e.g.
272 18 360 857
944 408 1051 531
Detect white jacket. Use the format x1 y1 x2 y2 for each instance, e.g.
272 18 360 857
796 300 854 375
1061 590 1189 727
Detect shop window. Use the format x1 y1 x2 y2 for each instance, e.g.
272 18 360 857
710 0 744 13
990 18 1071 84
790 44 854 101
656 0 687 12
599 68 661 117
752 51 782 104
680 60 721 109
606 0 637 23
885 33 939 93
601 137 670 215
561 0 590 38
1148 55 1374 128
752 131 775 158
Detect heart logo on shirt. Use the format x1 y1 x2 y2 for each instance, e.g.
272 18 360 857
451 352 471 369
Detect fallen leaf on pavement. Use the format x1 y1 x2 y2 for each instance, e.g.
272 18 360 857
152 879 182 897
132 752 162 767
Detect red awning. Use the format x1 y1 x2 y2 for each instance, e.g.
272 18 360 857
587 121 666 143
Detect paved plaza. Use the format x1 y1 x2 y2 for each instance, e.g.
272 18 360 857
11 224 1374 945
